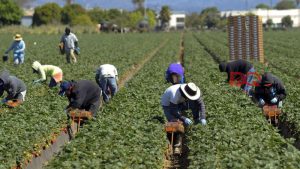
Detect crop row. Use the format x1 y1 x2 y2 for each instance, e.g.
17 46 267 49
193 31 300 148
0 33 168 168
45 33 182 168
185 32 300 168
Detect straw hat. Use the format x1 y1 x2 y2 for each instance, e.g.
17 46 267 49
14 34 22 41
180 83 201 100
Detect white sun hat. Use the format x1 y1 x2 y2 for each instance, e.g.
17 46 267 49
180 83 201 100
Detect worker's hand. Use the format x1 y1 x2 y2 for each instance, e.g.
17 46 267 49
201 119 207 126
270 97 278 104
184 118 193 126
33 79 42 84
259 98 265 106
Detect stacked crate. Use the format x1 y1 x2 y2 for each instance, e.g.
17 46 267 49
228 15 264 63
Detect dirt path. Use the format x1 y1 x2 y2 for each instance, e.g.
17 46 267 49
118 39 169 89
163 32 190 169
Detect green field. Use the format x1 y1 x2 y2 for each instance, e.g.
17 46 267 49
1 30 300 169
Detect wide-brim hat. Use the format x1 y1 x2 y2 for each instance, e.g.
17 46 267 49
14 34 22 41
180 83 201 100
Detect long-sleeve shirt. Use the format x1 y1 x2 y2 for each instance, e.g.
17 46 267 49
254 73 286 103
224 59 253 82
37 65 63 81
6 40 26 54
60 33 78 50
0 71 26 100
66 80 101 109
161 84 206 120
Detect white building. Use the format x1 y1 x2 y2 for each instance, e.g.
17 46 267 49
21 8 34 27
169 12 185 30
221 9 300 27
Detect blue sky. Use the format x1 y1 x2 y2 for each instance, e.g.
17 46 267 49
32 0 281 12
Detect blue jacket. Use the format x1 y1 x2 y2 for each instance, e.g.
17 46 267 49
6 40 26 54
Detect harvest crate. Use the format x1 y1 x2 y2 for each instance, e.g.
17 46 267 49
227 15 264 63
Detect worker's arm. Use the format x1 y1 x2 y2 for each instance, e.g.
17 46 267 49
6 83 18 100
5 42 15 53
276 83 287 101
69 90 86 108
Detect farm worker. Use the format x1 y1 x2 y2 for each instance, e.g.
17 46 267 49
253 72 286 108
32 61 63 88
0 71 26 106
60 27 79 63
161 82 206 126
95 64 118 103
3 34 26 65
59 80 101 117
165 62 185 84
219 59 256 94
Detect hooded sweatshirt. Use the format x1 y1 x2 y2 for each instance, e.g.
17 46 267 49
0 71 26 100
66 80 101 109
219 59 253 82
32 61 63 81
254 72 286 103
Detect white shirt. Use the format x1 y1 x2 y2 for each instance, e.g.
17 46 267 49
161 84 186 106
96 64 118 78
60 33 78 49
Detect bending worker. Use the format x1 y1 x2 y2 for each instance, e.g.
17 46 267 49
254 72 286 108
59 80 101 117
95 64 118 103
32 61 63 87
3 34 26 65
161 82 206 126
0 71 26 107
165 62 185 84
219 59 256 94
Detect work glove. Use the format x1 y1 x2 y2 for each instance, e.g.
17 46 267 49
184 118 193 126
201 119 207 126
33 79 42 84
271 97 278 104
259 98 265 106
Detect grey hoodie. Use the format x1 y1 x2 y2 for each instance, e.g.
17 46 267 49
0 71 26 100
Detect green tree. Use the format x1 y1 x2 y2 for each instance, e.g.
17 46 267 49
132 0 145 10
61 4 86 24
256 3 270 9
87 7 108 23
266 19 273 28
71 14 93 26
160 5 171 27
107 9 122 20
32 3 62 26
13 0 34 7
127 10 143 28
186 12 201 28
0 0 23 26
200 7 221 29
275 0 296 10
281 15 293 27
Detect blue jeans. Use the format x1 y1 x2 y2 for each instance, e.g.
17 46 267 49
163 101 200 122
13 52 24 65
244 67 255 93
99 77 118 103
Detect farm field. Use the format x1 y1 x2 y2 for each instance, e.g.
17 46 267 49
0 30 300 168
